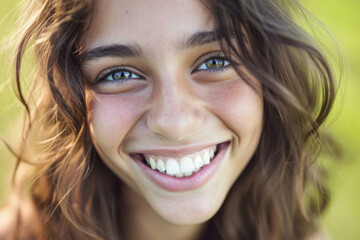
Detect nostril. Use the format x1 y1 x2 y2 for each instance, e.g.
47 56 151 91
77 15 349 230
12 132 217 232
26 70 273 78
146 107 205 141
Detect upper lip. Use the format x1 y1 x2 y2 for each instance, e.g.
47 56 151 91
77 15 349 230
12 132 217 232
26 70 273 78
134 142 225 157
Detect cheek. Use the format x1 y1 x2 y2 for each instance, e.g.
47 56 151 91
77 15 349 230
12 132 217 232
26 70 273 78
204 78 263 139
202 78 263 187
86 91 145 158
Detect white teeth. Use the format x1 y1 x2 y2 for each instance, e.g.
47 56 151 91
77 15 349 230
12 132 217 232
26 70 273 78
180 157 195 176
144 145 218 177
156 159 166 172
149 157 156 169
203 151 210 165
194 155 203 171
210 148 214 159
165 158 180 175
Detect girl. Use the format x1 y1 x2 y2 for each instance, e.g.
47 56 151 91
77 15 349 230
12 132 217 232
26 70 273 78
0 0 337 239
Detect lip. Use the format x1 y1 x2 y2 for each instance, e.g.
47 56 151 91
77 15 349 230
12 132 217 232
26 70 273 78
138 142 221 158
132 141 230 192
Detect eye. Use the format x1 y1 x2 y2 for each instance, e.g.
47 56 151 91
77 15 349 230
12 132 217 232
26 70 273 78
90 66 146 93
103 69 140 81
196 57 230 71
94 66 143 84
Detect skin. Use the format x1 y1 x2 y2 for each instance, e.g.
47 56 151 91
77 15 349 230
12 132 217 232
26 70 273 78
81 0 263 239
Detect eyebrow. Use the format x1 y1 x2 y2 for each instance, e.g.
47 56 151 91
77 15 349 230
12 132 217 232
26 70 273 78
80 44 142 62
183 30 224 48
80 30 223 63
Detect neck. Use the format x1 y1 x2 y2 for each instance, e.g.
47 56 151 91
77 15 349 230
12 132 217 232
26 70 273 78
120 185 205 240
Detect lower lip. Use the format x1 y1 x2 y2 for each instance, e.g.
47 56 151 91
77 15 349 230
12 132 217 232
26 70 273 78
133 142 230 192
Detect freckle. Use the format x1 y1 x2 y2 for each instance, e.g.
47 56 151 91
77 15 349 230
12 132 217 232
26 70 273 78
101 22 103 25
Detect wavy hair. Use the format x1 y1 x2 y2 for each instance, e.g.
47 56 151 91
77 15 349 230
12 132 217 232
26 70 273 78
5 0 337 239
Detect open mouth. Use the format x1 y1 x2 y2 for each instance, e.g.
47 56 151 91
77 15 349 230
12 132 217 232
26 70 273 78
131 142 230 191
132 142 228 178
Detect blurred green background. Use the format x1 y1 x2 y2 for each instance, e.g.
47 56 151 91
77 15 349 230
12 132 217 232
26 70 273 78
0 0 359 239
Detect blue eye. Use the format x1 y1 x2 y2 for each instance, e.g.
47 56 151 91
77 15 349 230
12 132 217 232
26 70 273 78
104 70 140 81
196 58 230 71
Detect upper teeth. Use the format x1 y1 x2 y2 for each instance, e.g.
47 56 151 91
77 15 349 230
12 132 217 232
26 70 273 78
144 146 217 178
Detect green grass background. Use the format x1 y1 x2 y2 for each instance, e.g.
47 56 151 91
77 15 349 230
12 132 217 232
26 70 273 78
0 0 359 239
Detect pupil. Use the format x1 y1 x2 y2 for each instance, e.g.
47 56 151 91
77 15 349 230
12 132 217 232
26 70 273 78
113 71 130 79
207 59 223 68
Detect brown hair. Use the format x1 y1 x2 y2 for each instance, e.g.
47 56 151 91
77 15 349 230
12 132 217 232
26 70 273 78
5 0 337 239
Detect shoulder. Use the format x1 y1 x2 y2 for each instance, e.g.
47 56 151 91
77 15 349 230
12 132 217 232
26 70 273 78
0 195 44 240
0 200 17 240
307 231 329 240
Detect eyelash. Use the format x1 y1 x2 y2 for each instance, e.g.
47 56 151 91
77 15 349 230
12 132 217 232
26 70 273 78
193 53 231 73
96 66 141 83
95 53 232 84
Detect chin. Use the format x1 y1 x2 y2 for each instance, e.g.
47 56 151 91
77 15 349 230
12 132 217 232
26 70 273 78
155 197 224 226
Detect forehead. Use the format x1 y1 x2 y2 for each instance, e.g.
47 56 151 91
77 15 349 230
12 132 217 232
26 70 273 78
82 0 214 51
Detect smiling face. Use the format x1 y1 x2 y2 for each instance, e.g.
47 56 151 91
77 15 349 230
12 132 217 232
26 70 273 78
81 0 263 225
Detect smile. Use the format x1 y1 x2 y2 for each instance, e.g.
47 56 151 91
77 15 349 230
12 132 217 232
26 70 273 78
142 145 218 177
132 142 230 192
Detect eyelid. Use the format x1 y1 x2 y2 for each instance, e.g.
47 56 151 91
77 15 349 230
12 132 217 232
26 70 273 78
95 66 144 83
196 59 230 70
192 52 234 73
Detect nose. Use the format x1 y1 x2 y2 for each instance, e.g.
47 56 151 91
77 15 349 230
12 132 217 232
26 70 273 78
146 80 204 141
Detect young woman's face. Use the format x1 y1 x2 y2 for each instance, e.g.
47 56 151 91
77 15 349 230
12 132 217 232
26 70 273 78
82 0 263 225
